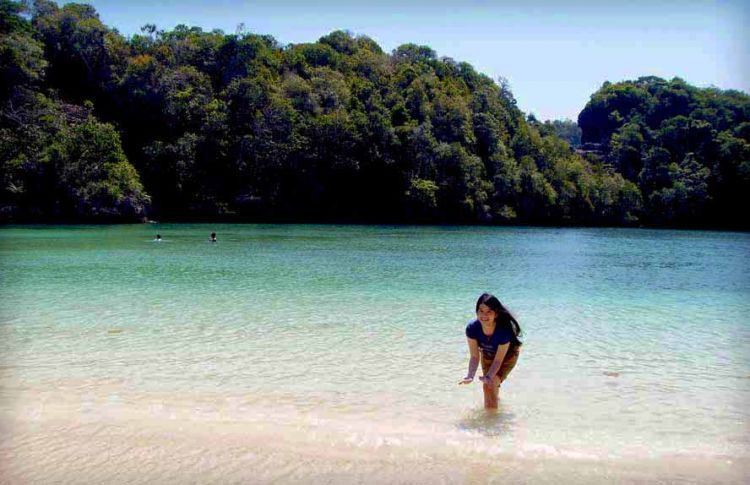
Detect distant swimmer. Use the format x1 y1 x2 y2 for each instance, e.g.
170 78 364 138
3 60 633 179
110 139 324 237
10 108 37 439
209 232 217 243
459 293 523 409
154 234 162 242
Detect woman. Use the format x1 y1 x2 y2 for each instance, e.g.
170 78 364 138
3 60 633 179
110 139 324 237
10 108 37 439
459 293 522 409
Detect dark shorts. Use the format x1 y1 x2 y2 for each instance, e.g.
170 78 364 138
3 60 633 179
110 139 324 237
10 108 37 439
481 345 520 386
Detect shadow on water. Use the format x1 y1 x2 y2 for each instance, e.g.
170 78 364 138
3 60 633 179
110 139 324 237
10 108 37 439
456 405 516 437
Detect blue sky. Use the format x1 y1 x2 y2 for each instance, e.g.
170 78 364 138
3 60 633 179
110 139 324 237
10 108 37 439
60 0 748 121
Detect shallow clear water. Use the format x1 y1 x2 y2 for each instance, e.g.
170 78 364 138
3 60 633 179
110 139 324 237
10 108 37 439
1 224 749 479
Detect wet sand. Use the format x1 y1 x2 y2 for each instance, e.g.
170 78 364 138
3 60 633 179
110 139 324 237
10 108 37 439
1 403 745 484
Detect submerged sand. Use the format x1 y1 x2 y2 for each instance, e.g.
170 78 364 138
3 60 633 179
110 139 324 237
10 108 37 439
1 400 745 484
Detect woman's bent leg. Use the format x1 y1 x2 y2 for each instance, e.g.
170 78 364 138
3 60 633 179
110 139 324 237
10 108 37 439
497 346 521 384
484 346 521 408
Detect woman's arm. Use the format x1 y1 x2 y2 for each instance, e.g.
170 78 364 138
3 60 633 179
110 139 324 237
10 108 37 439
459 338 481 384
480 343 509 383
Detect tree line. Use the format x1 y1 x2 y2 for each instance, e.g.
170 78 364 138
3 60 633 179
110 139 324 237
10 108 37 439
1 1 748 228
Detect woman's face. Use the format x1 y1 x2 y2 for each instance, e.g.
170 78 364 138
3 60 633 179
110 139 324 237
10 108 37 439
477 303 497 325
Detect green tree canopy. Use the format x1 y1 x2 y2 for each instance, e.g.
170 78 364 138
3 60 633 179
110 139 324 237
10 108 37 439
1 2 746 228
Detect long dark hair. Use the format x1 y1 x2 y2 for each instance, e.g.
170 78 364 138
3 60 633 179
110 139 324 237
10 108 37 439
476 293 523 347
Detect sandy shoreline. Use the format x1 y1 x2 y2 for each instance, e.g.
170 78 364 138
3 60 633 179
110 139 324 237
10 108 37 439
1 408 746 485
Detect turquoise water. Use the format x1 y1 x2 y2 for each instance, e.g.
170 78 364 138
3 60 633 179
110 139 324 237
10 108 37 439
1 224 749 475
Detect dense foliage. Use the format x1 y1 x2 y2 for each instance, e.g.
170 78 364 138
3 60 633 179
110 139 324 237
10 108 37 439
535 118 581 148
0 0 148 221
1 1 747 228
579 77 750 228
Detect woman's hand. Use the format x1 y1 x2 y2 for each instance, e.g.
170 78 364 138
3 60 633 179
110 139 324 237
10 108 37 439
478 375 494 385
458 376 473 385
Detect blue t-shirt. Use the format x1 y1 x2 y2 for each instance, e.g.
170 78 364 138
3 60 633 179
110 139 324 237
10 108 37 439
465 319 513 358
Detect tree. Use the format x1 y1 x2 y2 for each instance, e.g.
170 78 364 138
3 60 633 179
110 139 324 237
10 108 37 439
50 117 149 219
610 122 645 181
32 0 118 103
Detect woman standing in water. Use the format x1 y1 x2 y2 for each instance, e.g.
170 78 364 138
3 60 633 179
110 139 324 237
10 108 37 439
459 293 522 409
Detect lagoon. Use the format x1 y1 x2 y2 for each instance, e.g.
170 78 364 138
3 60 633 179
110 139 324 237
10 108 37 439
1 224 748 482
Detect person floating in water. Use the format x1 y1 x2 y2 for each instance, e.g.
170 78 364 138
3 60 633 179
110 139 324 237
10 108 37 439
209 232 217 242
459 293 522 409
154 234 162 242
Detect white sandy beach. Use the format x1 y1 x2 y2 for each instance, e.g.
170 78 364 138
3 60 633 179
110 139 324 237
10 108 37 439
1 387 746 484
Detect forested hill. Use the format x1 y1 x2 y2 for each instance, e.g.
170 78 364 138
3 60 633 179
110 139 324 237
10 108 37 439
1 1 748 228
578 77 750 228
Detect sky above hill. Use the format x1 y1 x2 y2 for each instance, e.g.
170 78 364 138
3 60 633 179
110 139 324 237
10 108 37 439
59 0 749 121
